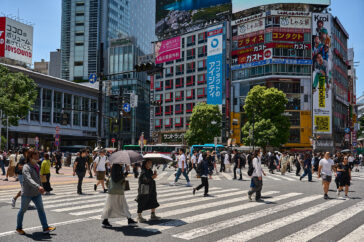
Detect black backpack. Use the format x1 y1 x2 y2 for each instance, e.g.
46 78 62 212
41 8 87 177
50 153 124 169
247 160 254 176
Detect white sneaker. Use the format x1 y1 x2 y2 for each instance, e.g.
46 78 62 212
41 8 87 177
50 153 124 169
186 182 192 187
170 182 176 186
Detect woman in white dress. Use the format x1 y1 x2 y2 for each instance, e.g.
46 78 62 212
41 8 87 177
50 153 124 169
101 164 136 227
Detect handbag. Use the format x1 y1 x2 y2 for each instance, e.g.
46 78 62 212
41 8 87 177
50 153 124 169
124 180 130 191
40 174 47 183
139 184 150 195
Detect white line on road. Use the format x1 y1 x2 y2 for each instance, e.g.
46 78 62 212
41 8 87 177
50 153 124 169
338 224 364 242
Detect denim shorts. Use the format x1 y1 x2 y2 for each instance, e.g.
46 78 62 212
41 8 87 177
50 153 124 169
18 174 24 186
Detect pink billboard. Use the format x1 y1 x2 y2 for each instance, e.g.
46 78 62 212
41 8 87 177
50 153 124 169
155 36 181 64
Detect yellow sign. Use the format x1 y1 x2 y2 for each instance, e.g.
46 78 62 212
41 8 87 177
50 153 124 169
318 75 326 108
315 116 330 132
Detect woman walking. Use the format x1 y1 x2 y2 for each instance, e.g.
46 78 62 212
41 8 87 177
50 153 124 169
40 154 53 195
336 156 351 198
300 153 312 182
136 159 160 222
248 150 266 202
101 164 136 227
193 152 209 196
16 150 55 235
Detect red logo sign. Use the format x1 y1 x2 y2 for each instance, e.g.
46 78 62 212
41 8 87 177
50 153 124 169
264 49 272 59
111 138 116 143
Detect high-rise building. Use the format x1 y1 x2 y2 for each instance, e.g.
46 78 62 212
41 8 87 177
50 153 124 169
49 49 62 78
61 0 155 81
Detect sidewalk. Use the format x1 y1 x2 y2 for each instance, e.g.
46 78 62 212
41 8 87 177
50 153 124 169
0 166 96 190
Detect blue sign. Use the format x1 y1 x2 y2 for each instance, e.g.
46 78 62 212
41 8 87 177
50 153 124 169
353 142 357 147
123 103 131 113
345 128 350 134
207 25 225 105
89 73 97 84
231 58 313 71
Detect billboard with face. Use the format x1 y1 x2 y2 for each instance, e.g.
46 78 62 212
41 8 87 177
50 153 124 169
0 17 33 65
232 0 330 14
312 13 332 134
155 0 231 37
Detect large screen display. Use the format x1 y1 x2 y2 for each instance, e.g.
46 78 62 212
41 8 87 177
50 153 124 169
156 0 231 37
232 0 330 13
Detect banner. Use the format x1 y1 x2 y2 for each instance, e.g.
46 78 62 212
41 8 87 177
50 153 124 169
272 32 304 42
231 58 312 70
312 13 332 134
237 18 265 35
279 16 311 29
155 36 181 64
237 34 264 48
207 25 225 105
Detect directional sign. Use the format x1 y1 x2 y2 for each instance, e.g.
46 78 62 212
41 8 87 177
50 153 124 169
123 103 131 113
89 73 97 84
345 128 350 134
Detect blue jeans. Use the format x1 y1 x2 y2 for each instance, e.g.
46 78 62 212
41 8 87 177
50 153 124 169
300 168 312 181
0 160 5 175
17 194 49 230
174 168 190 183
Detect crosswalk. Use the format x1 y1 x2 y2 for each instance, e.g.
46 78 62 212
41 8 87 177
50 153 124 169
1 176 364 241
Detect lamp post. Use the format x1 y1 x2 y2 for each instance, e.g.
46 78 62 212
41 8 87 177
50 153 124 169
211 120 217 153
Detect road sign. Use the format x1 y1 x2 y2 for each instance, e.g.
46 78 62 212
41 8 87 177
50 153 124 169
130 93 138 108
111 138 116 143
345 128 350 134
123 103 131 113
89 73 97 84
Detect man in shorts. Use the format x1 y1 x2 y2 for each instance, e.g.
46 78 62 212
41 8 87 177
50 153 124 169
93 150 109 193
318 152 335 199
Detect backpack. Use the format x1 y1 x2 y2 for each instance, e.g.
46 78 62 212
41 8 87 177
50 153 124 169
247 158 255 176
196 161 203 174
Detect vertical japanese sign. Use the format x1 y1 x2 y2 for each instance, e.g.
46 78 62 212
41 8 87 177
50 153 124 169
155 36 181 64
0 17 33 65
312 13 332 134
207 24 225 105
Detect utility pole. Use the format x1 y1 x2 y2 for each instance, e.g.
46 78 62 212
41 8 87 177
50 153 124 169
118 85 123 150
97 42 104 149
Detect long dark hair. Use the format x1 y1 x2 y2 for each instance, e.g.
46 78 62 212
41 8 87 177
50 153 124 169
111 164 124 182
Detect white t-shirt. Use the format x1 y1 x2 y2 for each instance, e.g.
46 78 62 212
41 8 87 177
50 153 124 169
191 155 197 164
319 158 334 176
224 154 230 164
198 153 203 164
252 157 263 177
178 154 187 168
94 156 108 172
9 154 16 167
348 156 354 163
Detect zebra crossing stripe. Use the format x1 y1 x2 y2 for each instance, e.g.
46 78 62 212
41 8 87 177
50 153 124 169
220 172 233 180
213 175 221 180
221 198 345 242
143 192 298 232
167 172 176 181
275 175 296 181
278 200 364 242
173 194 322 240
67 188 233 216
338 224 364 242
264 175 281 181
155 171 167 181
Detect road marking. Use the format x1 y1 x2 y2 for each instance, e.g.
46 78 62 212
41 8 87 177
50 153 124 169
167 172 176 181
338 224 364 242
264 175 281 181
155 171 167 181
220 172 233 180
275 175 296 181
278 200 364 242
221 198 345 242
173 194 321 240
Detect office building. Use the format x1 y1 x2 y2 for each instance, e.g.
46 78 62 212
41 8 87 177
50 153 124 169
49 49 62 78
34 59 49 75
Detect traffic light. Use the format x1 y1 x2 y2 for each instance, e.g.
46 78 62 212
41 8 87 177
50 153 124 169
134 63 163 75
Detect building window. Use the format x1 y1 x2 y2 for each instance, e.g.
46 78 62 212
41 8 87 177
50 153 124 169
198 32 207 44
175 104 184 114
155 106 162 116
53 91 62 124
165 118 173 128
165 105 173 115
197 88 206 98
175 117 183 127
165 79 173 90
175 91 184 101
165 92 173 102
187 35 195 47
198 46 207 57
155 119 162 129
176 64 184 75
90 99 97 128
42 89 52 123
198 74 206 85
155 81 163 91
186 75 195 86
73 96 80 126
30 87 41 121
187 48 195 60
175 77 184 88
156 71 163 79
176 51 185 63
165 66 174 77
82 97 89 127
186 89 195 100
187 62 195 73
64 93 72 125
198 60 206 71
289 128 300 143
186 103 194 113
288 111 300 126
155 94 163 103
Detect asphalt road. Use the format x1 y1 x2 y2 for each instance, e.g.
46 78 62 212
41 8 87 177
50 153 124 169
0 165 363 242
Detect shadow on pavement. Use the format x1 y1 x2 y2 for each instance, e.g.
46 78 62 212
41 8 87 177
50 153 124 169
103 226 161 237
24 232 54 241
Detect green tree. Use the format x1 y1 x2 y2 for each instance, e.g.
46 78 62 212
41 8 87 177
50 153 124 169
184 103 222 146
241 85 290 150
0 65 38 126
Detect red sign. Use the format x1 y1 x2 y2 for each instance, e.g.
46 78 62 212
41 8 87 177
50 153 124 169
55 126 60 133
0 17 5 57
272 32 304 42
237 49 272 64
111 138 116 143
238 34 264 48
208 28 223 37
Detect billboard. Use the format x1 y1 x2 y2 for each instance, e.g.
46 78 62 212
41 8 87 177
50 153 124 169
312 13 332 134
0 17 33 65
155 36 181 64
207 24 225 105
155 0 231 36
232 0 330 13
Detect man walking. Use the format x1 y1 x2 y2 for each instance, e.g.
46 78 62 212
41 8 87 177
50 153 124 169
318 152 335 199
73 150 89 195
248 150 266 202
187 150 197 175
279 152 290 175
300 153 312 182
171 149 191 186
233 150 242 180
0 151 5 176
55 151 62 174
93 150 109 193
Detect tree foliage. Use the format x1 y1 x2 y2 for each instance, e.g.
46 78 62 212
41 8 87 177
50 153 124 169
0 65 38 125
241 85 290 150
184 103 222 146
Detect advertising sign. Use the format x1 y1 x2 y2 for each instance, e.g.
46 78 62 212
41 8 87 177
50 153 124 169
231 58 312 70
237 34 264 48
207 25 225 105
312 13 332 134
237 18 265 35
279 16 311 29
232 0 330 14
155 36 181 64
272 32 304 42
156 0 231 36
0 17 33 64
233 48 272 64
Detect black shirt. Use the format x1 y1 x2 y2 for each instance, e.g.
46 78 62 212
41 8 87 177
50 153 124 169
15 156 26 175
75 156 87 172
337 163 350 176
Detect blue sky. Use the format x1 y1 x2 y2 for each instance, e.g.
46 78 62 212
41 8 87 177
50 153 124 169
1 0 363 96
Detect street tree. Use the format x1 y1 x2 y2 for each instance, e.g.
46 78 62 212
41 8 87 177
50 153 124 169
241 85 290 150
184 103 222 146
0 65 38 126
